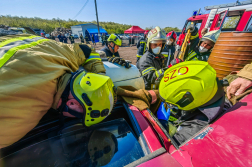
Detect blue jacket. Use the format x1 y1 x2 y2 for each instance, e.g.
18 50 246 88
63 36 67 43
57 35 63 42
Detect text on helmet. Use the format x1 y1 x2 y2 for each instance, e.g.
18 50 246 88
164 66 189 82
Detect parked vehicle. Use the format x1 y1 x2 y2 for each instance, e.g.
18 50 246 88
72 34 79 39
45 34 50 38
177 0 252 46
33 28 45 36
8 27 26 34
1 60 252 166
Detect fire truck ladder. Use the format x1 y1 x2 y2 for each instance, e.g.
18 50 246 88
205 0 252 10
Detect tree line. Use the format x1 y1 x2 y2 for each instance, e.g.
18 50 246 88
146 26 181 33
0 15 181 34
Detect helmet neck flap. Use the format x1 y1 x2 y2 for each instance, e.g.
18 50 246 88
58 71 84 121
58 69 116 127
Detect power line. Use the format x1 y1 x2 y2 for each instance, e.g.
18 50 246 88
73 0 90 19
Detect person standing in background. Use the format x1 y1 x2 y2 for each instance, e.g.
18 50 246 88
85 34 90 44
63 34 68 44
80 34 84 43
57 33 63 43
69 34 75 44
92 34 96 46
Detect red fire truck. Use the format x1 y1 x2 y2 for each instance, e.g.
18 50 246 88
177 0 252 46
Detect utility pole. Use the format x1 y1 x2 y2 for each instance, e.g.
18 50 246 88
94 0 101 42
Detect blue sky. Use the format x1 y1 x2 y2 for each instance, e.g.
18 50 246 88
1 0 235 29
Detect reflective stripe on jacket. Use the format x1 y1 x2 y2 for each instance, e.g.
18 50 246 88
137 51 164 89
0 34 104 148
185 49 210 61
136 38 147 58
183 31 210 62
69 36 74 42
85 52 101 63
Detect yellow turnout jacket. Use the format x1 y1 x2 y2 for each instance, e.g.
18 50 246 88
0 34 105 148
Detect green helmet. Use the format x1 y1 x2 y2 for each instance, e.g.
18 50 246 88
70 70 116 126
201 30 221 45
147 26 166 50
107 34 122 46
159 61 223 111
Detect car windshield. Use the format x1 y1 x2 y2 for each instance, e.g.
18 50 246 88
0 119 145 167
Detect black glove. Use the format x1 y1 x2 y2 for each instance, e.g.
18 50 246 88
108 57 131 69
155 67 167 82
186 24 198 36
168 58 183 68
162 67 168 72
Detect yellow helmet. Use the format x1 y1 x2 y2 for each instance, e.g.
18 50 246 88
147 26 166 50
70 70 116 126
159 61 223 111
88 130 118 166
107 34 122 46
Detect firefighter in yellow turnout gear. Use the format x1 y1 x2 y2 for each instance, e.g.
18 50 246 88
0 34 116 148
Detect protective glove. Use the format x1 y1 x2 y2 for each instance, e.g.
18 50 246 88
186 24 195 32
186 24 198 36
168 58 183 68
108 57 131 69
155 67 168 86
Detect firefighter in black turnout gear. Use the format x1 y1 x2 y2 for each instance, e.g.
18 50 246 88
136 30 149 62
69 34 75 44
100 34 122 58
137 26 167 90
85 34 90 44
162 31 177 66
80 34 84 43
184 25 220 62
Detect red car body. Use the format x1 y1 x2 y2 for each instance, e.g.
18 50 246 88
135 93 252 167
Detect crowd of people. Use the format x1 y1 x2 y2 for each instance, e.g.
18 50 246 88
0 24 251 150
45 32 108 46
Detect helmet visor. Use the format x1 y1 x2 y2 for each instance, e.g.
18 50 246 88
70 70 115 127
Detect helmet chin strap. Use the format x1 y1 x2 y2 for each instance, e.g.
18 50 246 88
58 78 83 120
108 43 115 54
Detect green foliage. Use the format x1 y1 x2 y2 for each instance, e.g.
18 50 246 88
222 16 240 29
0 15 181 34
163 27 181 33
145 26 154 30
0 15 132 34
145 26 181 33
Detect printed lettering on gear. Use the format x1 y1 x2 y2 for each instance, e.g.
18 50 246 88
163 66 189 82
